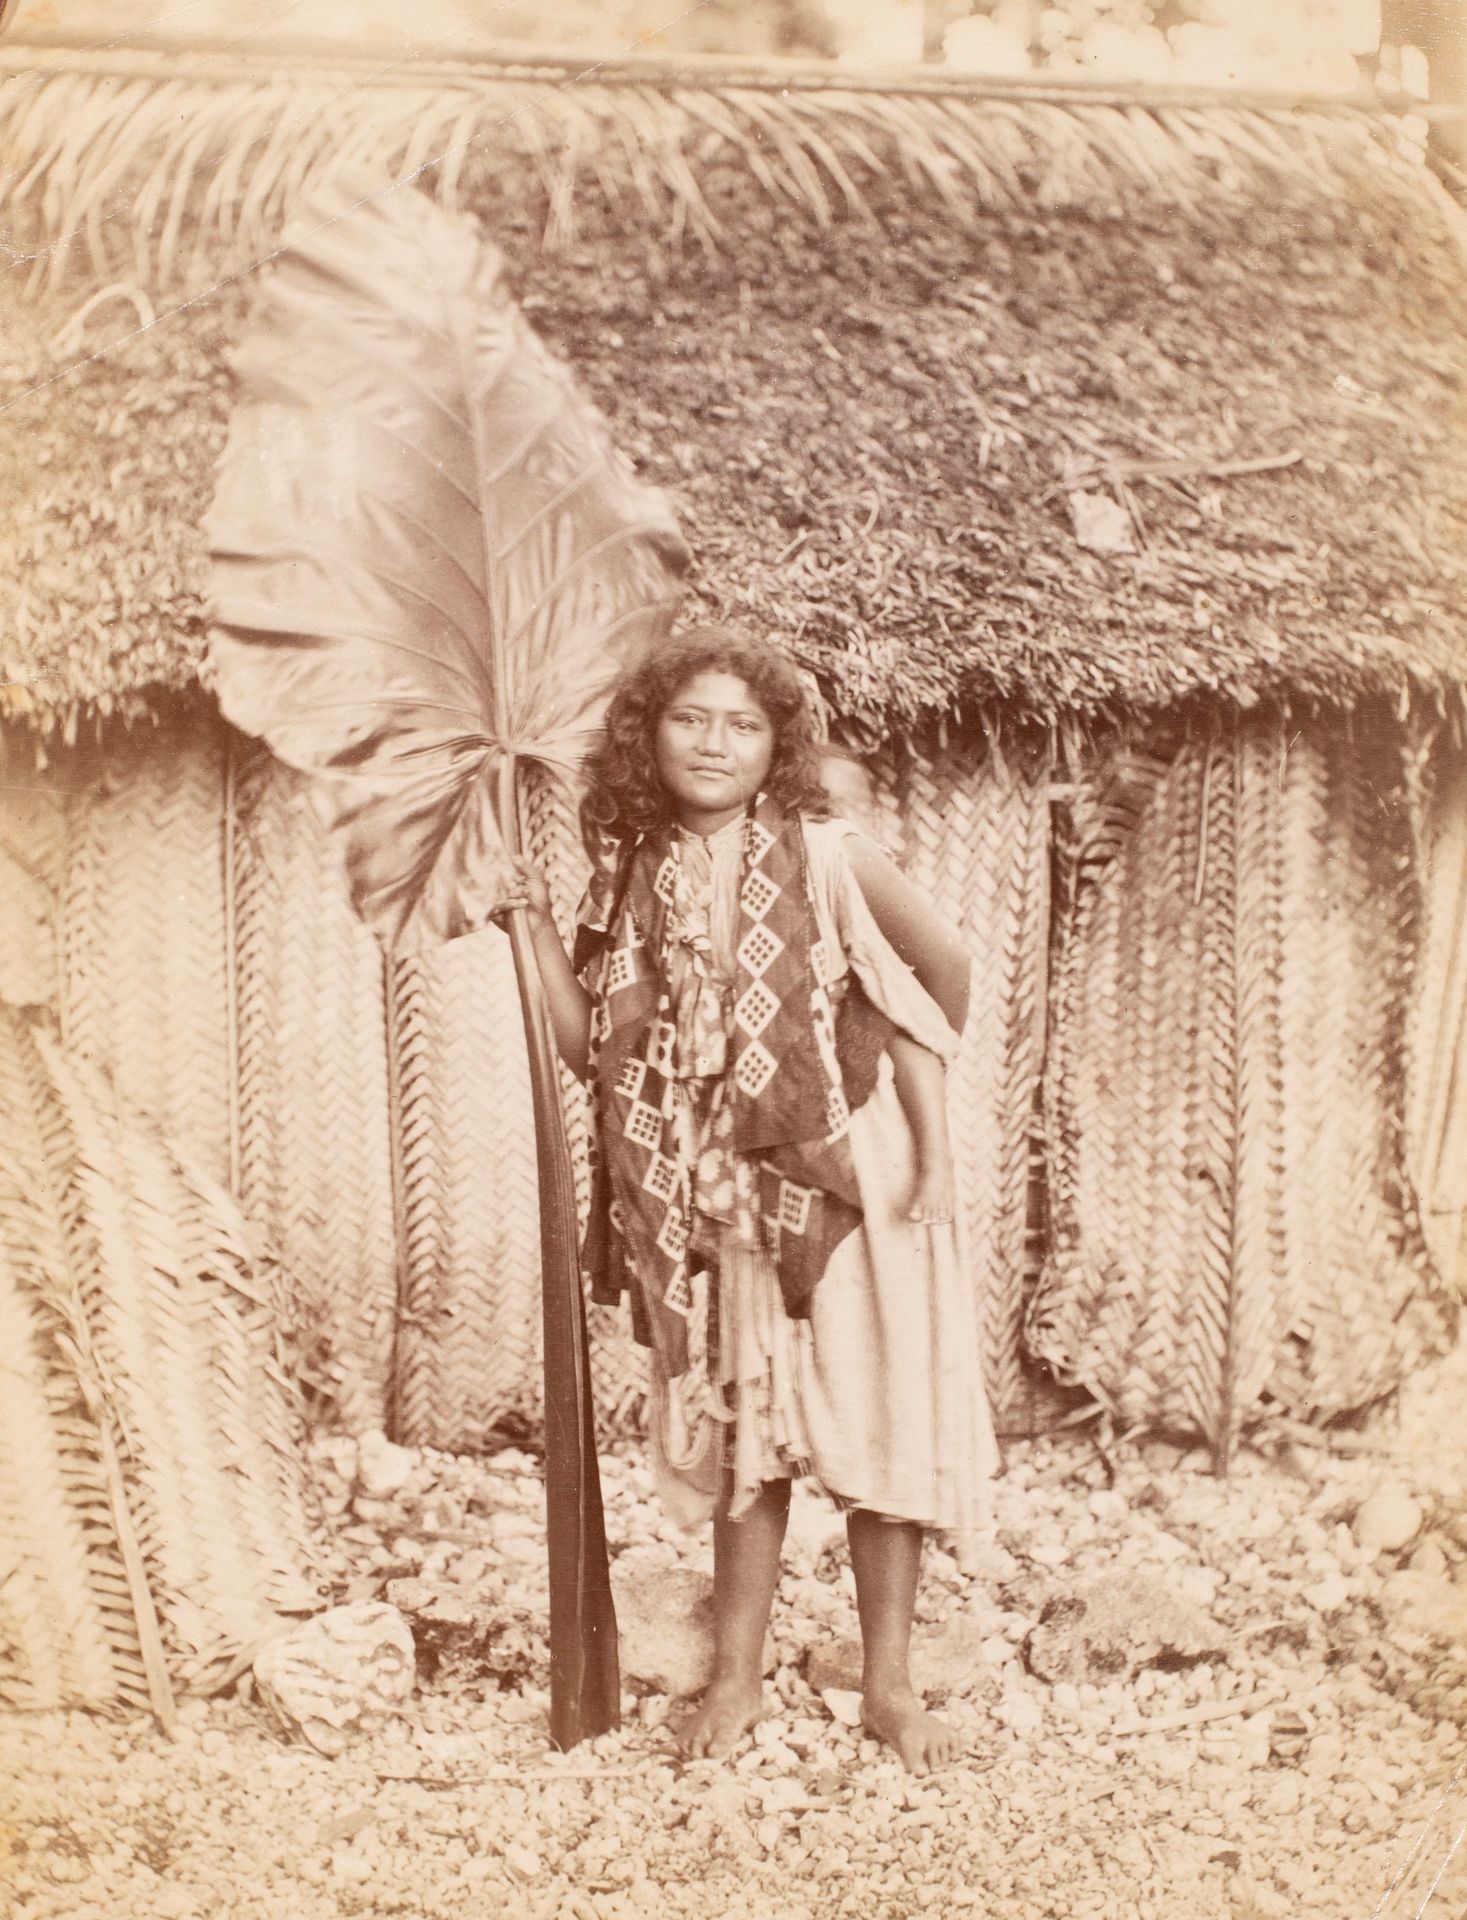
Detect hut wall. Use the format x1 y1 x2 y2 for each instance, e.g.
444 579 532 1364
0 1015 137 1713
385 924 545 1447
0 771 66 1008
0 716 653 1454
1407 734 1467 1290
1030 710 1457 1460
5 701 1456 1508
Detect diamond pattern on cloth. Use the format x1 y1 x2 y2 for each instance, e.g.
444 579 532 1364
744 818 777 865
656 1208 689 1262
734 1040 778 1097
736 923 784 978
615 1057 646 1100
776 1180 813 1235
642 1153 680 1202
606 946 638 995
740 867 780 921
734 980 779 1039
662 1265 692 1315
653 855 679 905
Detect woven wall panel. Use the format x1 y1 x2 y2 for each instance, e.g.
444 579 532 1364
1251 721 1413 1413
0 1002 323 1711
388 923 544 1452
58 723 232 1179
1250 720 1444 1416
1406 737 1467 1289
0 768 68 1009
883 745 1050 1430
230 745 398 1431
1033 715 1455 1455
1030 738 1236 1439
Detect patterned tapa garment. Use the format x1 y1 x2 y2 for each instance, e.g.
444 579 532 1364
576 796 889 1403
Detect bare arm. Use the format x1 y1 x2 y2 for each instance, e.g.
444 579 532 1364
843 833 971 1036
887 1031 957 1223
500 858 593 1081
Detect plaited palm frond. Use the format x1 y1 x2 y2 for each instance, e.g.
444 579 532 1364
0 1003 324 1720
890 744 1050 1429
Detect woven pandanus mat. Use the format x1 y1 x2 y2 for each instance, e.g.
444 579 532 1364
230 741 398 1432
1032 714 1456 1460
1031 734 1235 1444
878 743 1051 1433
1405 733 1467 1291
0 764 68 1010
387 919 545 1452
0 1002 324 1716
57 721 233 1180
1247 716 1449 1419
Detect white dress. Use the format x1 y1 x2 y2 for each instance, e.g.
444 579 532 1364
646 814 998 1558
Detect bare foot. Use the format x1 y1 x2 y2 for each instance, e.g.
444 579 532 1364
676 1675 769 1760
862 1684 963 1776
907 1161 955 1228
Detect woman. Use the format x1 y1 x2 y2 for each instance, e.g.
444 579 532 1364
503 627 997 1774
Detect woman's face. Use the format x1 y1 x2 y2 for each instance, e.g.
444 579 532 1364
655 671 775 834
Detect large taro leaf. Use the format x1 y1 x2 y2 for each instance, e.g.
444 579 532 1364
204 182 689 1750
205 182 688 953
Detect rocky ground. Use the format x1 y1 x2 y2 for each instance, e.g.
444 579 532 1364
4 1345 1467 1920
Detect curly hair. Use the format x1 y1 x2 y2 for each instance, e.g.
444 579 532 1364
582 626 831 841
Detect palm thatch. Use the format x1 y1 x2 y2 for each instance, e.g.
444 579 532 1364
0 45 1464 744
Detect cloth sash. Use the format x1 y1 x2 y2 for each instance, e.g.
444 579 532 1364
576 798 890 1380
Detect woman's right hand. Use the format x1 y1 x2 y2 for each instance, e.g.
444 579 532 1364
494 854 555 932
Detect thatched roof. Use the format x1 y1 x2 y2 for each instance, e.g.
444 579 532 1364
2 43 1465 744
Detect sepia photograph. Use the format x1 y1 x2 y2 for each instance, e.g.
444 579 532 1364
0 2 1464 1916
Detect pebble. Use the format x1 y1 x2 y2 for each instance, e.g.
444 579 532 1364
996 1689 1043 1736
1353 1484 1425 1555
1301 1572 1351 1613
820 1688 863 1728
356 1429 418 1499
1409 1536 1449 1577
